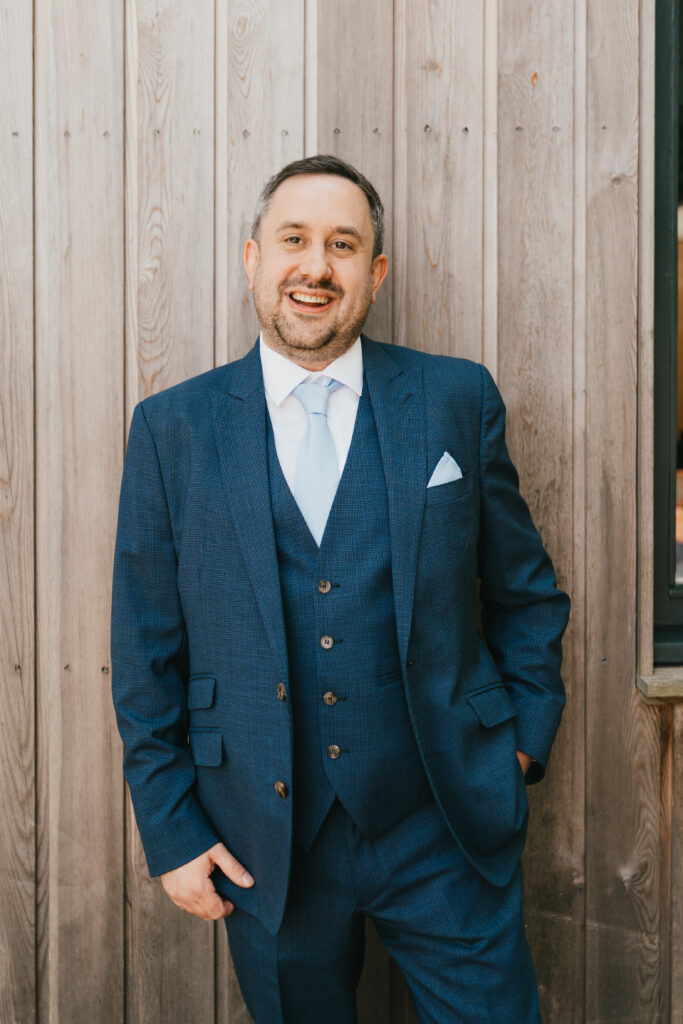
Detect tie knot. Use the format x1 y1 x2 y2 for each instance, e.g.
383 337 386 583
293 379 341 417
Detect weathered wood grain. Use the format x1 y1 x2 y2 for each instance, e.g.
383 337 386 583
34 0 126 1020
124 0 217 1019
393 0 484 360
219 0 305 367
584 1 664 1019
0 1 35 1020
496 0 584 1020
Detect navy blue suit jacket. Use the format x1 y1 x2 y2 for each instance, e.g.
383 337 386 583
111 336 570 935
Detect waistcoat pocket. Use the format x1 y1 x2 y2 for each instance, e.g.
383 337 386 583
188 674 216 709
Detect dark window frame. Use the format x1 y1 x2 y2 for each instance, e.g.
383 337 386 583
654 0 683 662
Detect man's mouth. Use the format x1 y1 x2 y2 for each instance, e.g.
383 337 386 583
286 290 337 312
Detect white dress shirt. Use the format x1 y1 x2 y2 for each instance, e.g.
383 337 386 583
259 334 363 493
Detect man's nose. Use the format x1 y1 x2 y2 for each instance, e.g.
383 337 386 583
297 243 332 282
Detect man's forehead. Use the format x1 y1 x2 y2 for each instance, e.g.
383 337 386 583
263 174 372 230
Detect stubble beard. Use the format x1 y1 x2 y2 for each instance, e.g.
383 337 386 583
253 276 374 367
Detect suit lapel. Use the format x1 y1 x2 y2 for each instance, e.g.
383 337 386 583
363 337 426 665
210 343 289 684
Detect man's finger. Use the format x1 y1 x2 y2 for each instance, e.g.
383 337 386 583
209 842 254 887
197 890 235 921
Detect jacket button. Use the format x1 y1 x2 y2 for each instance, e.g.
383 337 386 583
317 580 332 594
323 691 338 705
277 681 287 700
327 744 341 759
320 635 334 650
274 780 288 798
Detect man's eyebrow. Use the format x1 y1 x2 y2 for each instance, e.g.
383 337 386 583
333 225 363 242
276 221 307 233
275 221 363 242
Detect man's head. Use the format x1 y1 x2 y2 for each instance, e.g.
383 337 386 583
244 155 388 370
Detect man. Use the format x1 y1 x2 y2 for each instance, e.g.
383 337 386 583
111 154 570 1023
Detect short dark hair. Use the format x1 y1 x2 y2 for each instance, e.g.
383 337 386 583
251 154 385 260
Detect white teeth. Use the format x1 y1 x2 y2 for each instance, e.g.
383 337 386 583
290 292 331 305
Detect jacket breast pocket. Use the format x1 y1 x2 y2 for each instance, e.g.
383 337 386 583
189 727 223 767
425 470 475 507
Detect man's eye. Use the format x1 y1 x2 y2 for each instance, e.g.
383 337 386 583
284 236 302 245
332 240 352 250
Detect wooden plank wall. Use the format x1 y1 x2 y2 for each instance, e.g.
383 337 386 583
0 3 34 1022
34 1 125 1022
0 0 670 1021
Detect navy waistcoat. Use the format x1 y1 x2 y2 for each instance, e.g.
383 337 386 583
267 382 432 851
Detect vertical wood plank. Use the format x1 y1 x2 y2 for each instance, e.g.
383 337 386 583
0 1 35 1020
496 1 584 1020
315 0 394 344
34 0 125 1019
570 0 589 1016
584 1 665 1019
124 0 217 1020
393 0 484 360
217 0 305 367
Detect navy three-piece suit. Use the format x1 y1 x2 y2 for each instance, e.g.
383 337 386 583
111 336 570 1022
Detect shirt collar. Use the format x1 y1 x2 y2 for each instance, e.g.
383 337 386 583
259 334 363 406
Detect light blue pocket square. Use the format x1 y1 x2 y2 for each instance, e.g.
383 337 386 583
427 451 463 488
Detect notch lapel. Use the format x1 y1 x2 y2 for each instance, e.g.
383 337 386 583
209 344 289 684
363 338 426 666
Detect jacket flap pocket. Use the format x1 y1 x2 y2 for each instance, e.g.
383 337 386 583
467 685 517 727
188 674 216 710
189 727 223 767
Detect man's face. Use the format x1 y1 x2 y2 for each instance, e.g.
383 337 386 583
244 174 388 369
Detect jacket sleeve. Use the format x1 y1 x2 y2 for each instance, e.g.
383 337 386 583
110 401 220 875
477 364 570 782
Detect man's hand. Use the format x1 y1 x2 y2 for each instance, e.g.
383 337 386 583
516 750 533 776
160 842 254 921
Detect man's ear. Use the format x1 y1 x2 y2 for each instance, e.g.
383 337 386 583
244 238 260 291
370 253 388 302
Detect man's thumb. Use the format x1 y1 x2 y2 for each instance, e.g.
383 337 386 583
210 843 254 887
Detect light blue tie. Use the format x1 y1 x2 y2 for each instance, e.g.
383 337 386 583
292 378 343 545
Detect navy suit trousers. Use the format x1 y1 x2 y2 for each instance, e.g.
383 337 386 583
224 794 541 1024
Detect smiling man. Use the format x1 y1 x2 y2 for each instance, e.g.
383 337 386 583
111 154 570 1023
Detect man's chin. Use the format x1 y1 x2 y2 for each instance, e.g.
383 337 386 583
273 323 338 354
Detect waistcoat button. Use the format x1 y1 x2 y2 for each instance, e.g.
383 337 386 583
327 744 341 759
274 780 288 798
320 635 334 650
323 691 338 705
317 580 332 594
277 681 287 700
